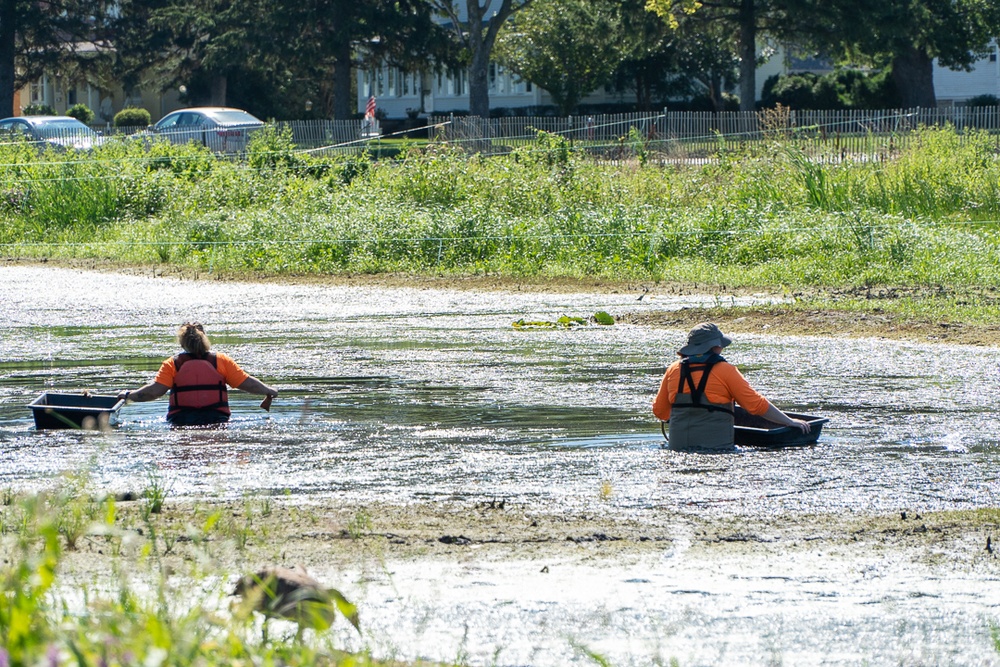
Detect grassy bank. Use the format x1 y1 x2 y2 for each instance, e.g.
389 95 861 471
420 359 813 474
2 125 1000 299
3 478 999 665
0 476 407 666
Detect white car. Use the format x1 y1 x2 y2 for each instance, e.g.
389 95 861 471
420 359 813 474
0 115 105 150
151 107 264 154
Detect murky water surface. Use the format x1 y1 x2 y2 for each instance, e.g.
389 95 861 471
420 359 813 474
1 266 998 665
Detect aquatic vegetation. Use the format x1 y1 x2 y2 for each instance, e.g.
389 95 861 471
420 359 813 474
142 468 172 515
512 311 616 328
347 509 373 539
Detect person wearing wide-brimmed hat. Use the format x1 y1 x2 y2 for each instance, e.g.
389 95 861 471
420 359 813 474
653 322 809 451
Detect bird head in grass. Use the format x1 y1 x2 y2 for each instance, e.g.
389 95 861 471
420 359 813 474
232 565 360 637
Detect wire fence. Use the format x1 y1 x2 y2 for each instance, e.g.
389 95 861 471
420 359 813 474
16 105 1000 164
428 107 1000 164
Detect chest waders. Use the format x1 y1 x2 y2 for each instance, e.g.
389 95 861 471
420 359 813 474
668 356 735 450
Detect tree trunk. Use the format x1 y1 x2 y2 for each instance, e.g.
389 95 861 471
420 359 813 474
0 0 16 117
737 0 756 112
331 40 353 120
466 0 490 118
633 72 651 111
468 45 491 118
210 74 227 106
891 46 936 108
710 72 724 112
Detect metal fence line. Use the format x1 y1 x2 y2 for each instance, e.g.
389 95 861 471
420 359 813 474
4 215 999 252
21 105 999 163
428 107 1000 163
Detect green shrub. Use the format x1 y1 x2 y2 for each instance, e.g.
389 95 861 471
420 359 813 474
247 124 305 173
966 94 1000 108
761 73 820 110
22 103 56 116
114 106 151 128
66 103 95 124
760 69 900 110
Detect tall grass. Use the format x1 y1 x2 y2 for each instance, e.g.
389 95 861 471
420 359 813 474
2 125 1000 289
0 483 389 666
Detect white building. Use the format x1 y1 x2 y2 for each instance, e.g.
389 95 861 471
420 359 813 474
356 0 631 119
359 12 1000 119
934 42 1000 105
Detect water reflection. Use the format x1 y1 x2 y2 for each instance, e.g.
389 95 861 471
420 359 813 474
1 266 999 665
0 265 998 515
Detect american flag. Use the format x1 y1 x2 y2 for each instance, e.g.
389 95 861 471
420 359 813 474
365 96 376 120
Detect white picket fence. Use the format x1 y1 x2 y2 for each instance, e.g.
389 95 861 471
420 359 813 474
75 107 1000 162
428 107 1000 163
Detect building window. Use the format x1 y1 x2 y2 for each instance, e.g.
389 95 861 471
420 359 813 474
30 78 46 104
445 68 466 96
489 63 513 95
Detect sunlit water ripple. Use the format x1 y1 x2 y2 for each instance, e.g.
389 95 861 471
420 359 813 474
1 265 998 666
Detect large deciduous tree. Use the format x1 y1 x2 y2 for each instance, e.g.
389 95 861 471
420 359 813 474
113 0 278 108
496 0 628 115
645 0 807 111
290 0 452 119
802 0 1000 108
431 0 534 118
613 0 738 111
0 0 114 117
115 0 449 119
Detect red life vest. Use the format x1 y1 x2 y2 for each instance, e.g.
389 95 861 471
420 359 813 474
168 352 231 418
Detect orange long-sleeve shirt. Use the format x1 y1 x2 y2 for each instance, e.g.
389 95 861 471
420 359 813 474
153 352 250 389
652 358 770 422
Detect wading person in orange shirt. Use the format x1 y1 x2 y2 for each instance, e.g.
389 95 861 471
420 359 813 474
653 322 809 451
117 322 278 426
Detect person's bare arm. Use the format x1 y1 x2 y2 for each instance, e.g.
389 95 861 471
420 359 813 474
236 376 279 398
117 382 169 403
763 403 811 433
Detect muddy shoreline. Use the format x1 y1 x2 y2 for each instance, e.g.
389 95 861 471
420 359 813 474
60 499 1000 573
9 257 999 347
59 498 1000 592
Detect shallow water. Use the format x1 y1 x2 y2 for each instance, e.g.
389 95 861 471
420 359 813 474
1 265 999 665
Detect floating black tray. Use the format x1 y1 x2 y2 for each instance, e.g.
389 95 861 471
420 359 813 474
28 392 124 430
734 407 828 447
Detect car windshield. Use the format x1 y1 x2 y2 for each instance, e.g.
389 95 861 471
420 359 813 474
35 120 95 139
204 110 260 126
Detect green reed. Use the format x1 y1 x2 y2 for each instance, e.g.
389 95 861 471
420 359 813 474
0 486 390 667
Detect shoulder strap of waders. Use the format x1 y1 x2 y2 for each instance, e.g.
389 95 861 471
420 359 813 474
673 357 734 415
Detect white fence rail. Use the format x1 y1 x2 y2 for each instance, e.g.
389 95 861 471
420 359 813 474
63 106 1000 162
429 107 1000 163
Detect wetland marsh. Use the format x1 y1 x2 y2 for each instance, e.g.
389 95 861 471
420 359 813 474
1 265 998 665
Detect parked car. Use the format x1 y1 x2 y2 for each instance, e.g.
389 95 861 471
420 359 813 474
0 115 104 150
150 107 264 154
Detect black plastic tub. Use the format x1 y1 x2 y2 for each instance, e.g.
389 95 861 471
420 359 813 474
734 407 829 447
28 392 124 430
